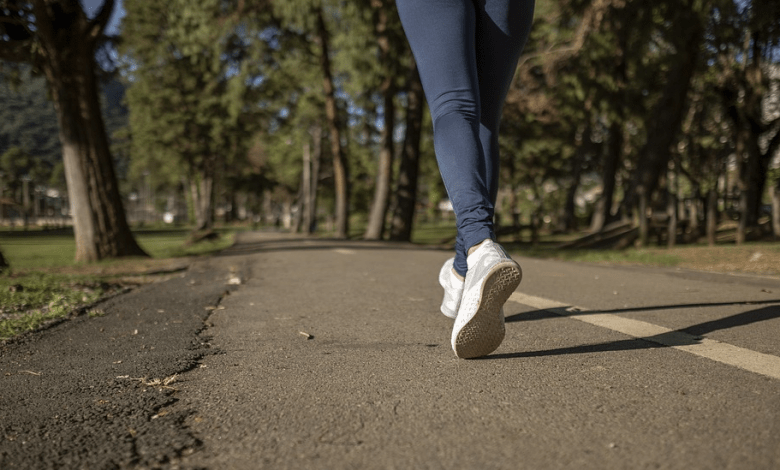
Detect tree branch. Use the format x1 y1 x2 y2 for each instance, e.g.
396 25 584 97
517 0 614 69
764 121 780 160
0 41 32 63
88 0 115 42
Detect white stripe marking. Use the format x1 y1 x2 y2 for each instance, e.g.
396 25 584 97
509 292 780 381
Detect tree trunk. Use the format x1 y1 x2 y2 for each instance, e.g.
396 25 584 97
772 185 780 239
262 189 274 226
365 1 396 240
688 196 700 239
638 189 648 247
707 188 717 246
365 83 395 240
301 126 323 234
667 190 677 248
592 122 622 232
736 186 747 245
746 140 772 226
189 161 215 233
315 6 349 239
32 0 146 262
0 247 8 272
309 125 322 234
22 177 30 229
561 168 581 233
301 141 312 233
622 9 702 219
390 62 424 242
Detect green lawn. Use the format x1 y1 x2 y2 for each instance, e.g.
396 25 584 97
3 222 778 341
0 227 236 340
0 227 235 271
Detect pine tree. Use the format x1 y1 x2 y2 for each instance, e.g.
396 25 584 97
121 0 269 233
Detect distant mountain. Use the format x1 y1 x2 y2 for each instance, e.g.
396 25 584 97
0 69 129 166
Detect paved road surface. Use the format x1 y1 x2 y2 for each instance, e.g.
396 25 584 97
2 231 779 469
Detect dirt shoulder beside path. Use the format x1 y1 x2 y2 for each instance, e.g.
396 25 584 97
0 252 247 469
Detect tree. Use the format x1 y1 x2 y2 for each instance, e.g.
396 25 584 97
122 0 270 233
0 247 8 272
0 0 146 261
621 0 705 245
363 0 402 240
717 0 780 243
389 61 424 241
314 4 351 238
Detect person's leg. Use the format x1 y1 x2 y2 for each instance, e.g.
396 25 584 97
474 0 535 205
396 0 492 278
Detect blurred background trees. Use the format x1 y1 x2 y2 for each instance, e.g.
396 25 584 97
1 0 779 252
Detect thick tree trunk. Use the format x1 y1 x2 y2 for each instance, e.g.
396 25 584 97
622 10 702 219
390 62 424 242
33 0 146 262
315 6 349 239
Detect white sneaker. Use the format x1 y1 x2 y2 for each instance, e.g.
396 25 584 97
451 239 522 358
438 258 463 319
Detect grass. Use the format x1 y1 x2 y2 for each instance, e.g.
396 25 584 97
3 220 778 340
408 220 780 277
0 226 237 340
0 272 106 339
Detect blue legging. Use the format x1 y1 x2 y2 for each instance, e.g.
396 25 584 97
396 0 534 276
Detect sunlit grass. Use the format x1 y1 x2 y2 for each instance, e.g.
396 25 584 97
0 228 236 271
0 272 105 339
0 226 237 340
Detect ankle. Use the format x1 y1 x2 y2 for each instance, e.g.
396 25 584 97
467 238 491 256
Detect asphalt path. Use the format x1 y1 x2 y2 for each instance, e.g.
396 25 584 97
2 231 779 469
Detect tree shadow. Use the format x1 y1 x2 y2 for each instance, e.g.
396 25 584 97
505 299 780 323
487 304 780 360
215 234 453 258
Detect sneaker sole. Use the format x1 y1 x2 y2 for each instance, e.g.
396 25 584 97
452 262 522 359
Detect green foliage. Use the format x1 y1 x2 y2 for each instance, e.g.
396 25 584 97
121 0 271 203
0 72 59 164
0 64 131 195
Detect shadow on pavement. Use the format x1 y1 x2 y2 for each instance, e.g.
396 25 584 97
491 304 780 360
215 234 453 258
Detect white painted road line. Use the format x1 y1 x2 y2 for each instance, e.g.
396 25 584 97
509 292 780 381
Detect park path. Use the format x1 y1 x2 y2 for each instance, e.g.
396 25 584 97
175 232 780 469
1 231 779 469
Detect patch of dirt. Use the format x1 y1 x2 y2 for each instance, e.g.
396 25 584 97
16 257 193 277
661 245 780 278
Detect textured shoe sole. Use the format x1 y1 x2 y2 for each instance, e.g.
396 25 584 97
453 262 522 359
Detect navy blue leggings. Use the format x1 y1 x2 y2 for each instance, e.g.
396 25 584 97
396 0 534 276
